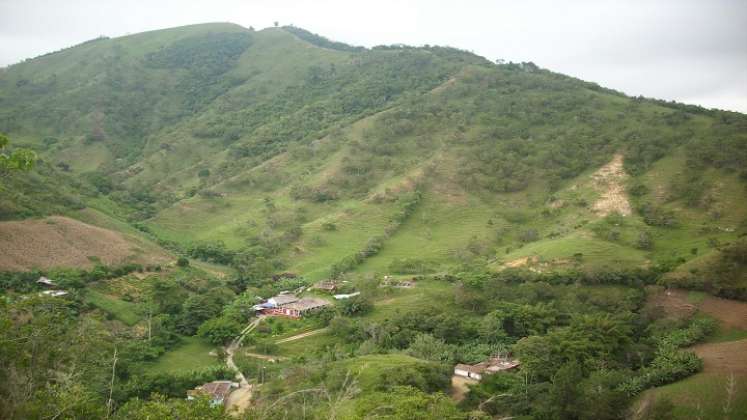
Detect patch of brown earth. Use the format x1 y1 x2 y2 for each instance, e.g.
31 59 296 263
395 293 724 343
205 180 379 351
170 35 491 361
451 375 478 402
692 339 747 375
698 295 747 331
0 216 169 270
646 288 698 321
503 255 539 269
591 153 632 216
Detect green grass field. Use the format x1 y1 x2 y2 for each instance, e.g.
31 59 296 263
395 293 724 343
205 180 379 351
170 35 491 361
641 373 747 419
275 331 340 357
146 336 220 374
84 289 141 326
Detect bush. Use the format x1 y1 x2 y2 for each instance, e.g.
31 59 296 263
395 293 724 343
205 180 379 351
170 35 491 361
336 295 373 316
619 349 702 396
176 257 190 267
197 317 242 345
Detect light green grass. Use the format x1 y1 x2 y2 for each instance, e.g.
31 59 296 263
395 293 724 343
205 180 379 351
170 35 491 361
84 289 141 326
356 192 495 274
494 230 648 269
290 200 398 281
641 373 747 419
365 280 452 321
146 336 219 374
274 331 339 357
334 354 441 392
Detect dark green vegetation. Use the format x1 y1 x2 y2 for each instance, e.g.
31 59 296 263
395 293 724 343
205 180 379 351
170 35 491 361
0 22 746 419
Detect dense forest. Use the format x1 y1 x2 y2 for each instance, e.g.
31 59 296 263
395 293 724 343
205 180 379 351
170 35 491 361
0 23 746 419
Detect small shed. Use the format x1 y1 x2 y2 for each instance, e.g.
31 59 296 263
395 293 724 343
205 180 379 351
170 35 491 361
454 363 486 380
37 277 56 287
453 356 520 381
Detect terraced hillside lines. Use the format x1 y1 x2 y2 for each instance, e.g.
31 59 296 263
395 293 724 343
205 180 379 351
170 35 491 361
356 191 494 273
0 216 170 270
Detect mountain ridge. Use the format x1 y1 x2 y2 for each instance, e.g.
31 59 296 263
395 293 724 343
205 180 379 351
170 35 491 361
0 23 745 289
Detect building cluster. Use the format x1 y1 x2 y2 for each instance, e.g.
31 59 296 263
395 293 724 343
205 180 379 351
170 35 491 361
253 293 331 318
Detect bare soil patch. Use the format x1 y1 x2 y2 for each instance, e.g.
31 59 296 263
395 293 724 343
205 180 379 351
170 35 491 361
225 385 254 416
693 339 747 375
698 295 747 331
591 154 632 216
503 255 539 269
0 216 169 270
451 375 477 402
646 288 698 321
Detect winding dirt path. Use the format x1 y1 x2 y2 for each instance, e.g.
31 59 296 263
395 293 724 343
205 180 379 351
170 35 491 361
223 316 265 415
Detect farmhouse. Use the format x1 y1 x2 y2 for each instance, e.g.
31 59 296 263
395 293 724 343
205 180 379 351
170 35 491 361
187 380 237 406
453 356 520 381
256 294 331 318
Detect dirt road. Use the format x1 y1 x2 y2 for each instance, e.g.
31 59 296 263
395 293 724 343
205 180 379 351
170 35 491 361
224 316 265 415
275 328 327 344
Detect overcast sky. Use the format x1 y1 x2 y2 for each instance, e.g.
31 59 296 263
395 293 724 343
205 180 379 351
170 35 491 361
1 0 745 113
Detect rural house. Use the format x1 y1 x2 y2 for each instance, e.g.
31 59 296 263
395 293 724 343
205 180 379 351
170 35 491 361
255 294 331 318
453 356 520 381
187 380 237 406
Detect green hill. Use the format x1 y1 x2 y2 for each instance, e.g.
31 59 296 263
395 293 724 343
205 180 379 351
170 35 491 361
1 22 746 288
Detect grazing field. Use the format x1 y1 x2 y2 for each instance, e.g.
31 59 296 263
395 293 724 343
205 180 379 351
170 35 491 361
146 336 219 374
275 331 339 357
0 216 170 270
640 373 747 420
84 289 142 326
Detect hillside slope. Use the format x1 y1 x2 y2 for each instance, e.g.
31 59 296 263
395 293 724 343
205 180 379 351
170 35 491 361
0 23 745 282
0 214 171 270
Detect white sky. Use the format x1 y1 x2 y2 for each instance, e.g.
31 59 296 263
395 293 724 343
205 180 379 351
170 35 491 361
1 0 746 113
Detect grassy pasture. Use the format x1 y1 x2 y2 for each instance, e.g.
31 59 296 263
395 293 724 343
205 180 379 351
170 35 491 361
146 336 219 374
84 289 141 326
